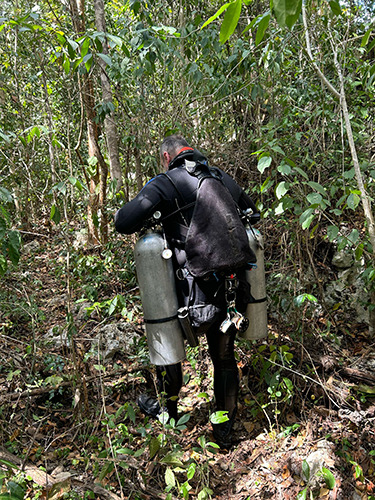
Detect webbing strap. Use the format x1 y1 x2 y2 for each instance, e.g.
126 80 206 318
144 314 178 324
249 297 267 304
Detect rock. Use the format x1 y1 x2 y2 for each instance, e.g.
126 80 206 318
352 491 363 500
75 302 93 321
300 440 335 488
44 326 70 348
23 240 40 254
72 229 88 251
332 250 354 269
323 261 369 324
48 294 67 309
90 322 140 361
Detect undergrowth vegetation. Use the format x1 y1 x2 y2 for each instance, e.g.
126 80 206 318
1 221 374 499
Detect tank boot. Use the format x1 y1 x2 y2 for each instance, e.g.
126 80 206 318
137 394 162 418
212 409 236 449
137 394 178 422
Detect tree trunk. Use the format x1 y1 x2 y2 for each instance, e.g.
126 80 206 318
69 0 108 244
38 45 58 206
134 145 143 192
94 0 122 193
302 4 375 337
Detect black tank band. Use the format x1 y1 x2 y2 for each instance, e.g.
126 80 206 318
144 314 179 324
249 297 267 304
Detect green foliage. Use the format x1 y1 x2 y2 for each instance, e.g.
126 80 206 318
0 460 25 500
0 188 21 275
272 0 302 29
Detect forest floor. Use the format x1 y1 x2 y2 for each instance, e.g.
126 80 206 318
1 227 375 500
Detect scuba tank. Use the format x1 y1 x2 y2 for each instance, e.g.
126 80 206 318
240 215 268 340
134 215 186 366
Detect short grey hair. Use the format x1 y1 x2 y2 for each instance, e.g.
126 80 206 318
160 135 190 157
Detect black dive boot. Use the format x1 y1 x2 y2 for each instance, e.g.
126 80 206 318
137 394 178 422
137 394 162 418
212 409 236 449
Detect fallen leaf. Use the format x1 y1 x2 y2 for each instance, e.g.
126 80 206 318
243 421 255 433
319 486 329 498
282 465 290 479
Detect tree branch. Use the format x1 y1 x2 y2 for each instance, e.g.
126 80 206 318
302 3 340 99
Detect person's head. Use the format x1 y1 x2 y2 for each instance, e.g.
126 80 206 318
160 134 191 170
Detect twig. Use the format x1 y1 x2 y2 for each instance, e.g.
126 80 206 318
97 338 125 499
17 230 49 238
0 363 147 403
264 356 342 410
71 479 123 500
302 3 340 99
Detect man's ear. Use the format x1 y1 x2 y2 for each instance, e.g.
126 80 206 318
163 151 171 166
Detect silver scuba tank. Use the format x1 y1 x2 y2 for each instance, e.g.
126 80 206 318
240 226 268 340
134 230 186 366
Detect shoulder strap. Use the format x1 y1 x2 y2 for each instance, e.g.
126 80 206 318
161 161 226 224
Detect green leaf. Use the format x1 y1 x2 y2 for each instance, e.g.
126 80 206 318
0 459 18 469
346 193 360 210
165 468 176 488
148 437 160 459
296 488 308 500
177 413 190 426
84 54 93 71
302 459 310 481
27 125 41 143
68 176 85 192
274 201 285 215
0 254 7 275
299 208 315 230
201 3 231 29
320 467 336 489
255 13 270 46
329 1 342 16
115 448 134 455
108 296 118 316
273 0 302 29
355 243 364 260
98 53 112 66
126 403 136 424
81 37 90 57
257 156 272 173
0 217 6 240
307 181 326 196
107 34 124 47
326 225 339 242
277 161 292 175
276 181 289 199
66 37 78 52
66 37 78 59
343 167 355 179
160 452 184 468
7 481 25 500
7 231 21 265
50 204 61 224
0 187 13 204
187 462 196 480
210 411 229 424
361 28 372 47
306 192 322 206
0 495 25 500
63 56 70 75
294 293 317 307
220 0 242 44
348 228 359 245
293 166 309 180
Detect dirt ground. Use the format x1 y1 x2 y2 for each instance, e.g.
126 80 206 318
1 232 374 500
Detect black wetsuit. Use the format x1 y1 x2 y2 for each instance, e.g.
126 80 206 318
115 148 257 422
